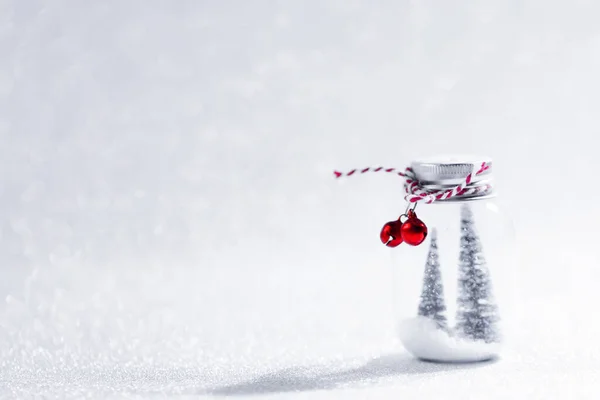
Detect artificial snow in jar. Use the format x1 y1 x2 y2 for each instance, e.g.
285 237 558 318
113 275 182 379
386 156 516 363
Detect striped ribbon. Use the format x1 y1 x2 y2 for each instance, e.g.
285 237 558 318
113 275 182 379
333 162 492 204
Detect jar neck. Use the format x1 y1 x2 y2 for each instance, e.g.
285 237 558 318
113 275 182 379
419 179 495 203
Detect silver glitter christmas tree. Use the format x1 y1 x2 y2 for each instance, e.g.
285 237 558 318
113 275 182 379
455 204 500 343
417 229 448 331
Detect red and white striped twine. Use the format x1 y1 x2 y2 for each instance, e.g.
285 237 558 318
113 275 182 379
333 162 492 204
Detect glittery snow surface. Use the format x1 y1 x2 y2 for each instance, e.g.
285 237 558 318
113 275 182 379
2 1 600 399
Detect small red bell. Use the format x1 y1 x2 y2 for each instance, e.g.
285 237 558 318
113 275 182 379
380 220 403 247
400 210 428 246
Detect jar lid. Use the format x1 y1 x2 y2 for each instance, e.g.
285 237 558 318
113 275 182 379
411 155 493 187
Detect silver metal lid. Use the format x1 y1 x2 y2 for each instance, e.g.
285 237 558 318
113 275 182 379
410 155 494 200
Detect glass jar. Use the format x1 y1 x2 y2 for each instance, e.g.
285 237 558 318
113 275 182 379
390 156 515 363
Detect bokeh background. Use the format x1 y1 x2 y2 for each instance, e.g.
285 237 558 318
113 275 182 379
1 1 599 398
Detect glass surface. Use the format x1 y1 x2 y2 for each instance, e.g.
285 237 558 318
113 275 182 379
390 198 516 363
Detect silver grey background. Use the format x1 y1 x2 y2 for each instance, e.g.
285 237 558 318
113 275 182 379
1 1 598 398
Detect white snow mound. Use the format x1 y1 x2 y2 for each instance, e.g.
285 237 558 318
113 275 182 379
398 316 500 363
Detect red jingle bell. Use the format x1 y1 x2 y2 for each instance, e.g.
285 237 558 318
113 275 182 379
400 210 428 246
380 220 403 247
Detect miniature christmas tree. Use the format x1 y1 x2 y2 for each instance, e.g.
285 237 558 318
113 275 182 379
455 204 500 343
417 228 448 331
